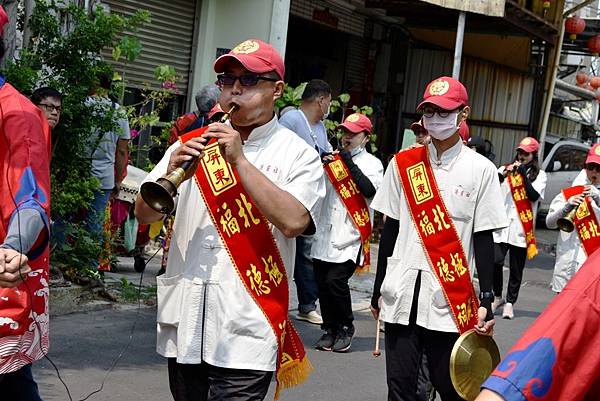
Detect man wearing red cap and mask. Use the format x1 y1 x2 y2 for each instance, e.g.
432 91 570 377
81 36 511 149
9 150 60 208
370 76 507 401
135 39 325 400
0 5 51 400
546 143 600 293
311 113 383 352
492 137 547 319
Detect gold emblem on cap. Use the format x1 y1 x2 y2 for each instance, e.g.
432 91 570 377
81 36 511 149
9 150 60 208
429 80 450 96
595 145 600 156
521 138 531 146
347 113 360 123
232 40 260 54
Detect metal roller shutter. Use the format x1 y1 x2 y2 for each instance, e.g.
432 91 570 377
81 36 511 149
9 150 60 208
102 0 196 93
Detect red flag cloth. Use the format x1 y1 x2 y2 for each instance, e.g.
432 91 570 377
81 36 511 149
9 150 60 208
482 248 600 401
0 80 51 373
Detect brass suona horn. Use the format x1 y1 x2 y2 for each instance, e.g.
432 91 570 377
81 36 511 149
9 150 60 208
557 209 576 232
140 105 237 214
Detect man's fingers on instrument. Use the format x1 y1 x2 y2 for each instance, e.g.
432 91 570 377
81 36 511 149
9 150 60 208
0 250 6 274
0 270 24 283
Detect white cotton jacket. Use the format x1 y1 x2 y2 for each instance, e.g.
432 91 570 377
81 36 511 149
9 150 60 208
547 170 600 292
492 165 547 248
141 116 326 371
310 148 384 264
371 142 508 332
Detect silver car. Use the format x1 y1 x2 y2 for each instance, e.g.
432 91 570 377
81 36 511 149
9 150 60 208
538 137 590 223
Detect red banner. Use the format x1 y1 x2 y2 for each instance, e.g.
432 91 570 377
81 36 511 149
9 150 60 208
505 171 537 259
394 147 478 334
324 155 372 273
562 185 600 257
181 128 311 399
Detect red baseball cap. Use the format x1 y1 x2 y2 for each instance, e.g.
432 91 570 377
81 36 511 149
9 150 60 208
0 6 8 36
339 113 372 135
417 76 469 111
410 120 427 135
214 39 285 80
459 121 469 142
517 137 540 153
586 143 600 165
208 103 225 120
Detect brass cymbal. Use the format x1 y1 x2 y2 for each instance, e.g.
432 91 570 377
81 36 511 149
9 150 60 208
449 329 501 401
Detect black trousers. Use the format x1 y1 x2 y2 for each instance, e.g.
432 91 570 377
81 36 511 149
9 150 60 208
385 272 463 401
314 258 357 330
0 364 42 401
168 359 273 401
493 242 527 304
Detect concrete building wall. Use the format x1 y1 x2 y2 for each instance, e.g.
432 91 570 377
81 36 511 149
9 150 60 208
188 0 290 109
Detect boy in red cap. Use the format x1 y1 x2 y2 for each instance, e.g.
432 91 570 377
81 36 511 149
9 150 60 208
136 39 325 400
311 113 383 352
493 137 547 319
546 143 600 293
0 5 52 400
370 76 507 401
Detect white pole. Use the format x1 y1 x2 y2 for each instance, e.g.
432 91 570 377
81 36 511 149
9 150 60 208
452 12 466 79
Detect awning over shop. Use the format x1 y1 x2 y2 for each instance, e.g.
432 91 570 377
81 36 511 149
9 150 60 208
419 0 505 17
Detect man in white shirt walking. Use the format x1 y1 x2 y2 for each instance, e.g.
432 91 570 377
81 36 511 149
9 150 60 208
280 79 333 325
312 113 383 352
370 77 507 401
135 39 325 401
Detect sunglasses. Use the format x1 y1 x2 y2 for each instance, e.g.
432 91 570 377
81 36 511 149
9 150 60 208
421 105 461 118
39 103 62 113
216 73 278 87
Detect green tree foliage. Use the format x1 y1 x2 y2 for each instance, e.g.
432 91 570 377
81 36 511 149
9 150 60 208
277 82 377 151
2 0 151 280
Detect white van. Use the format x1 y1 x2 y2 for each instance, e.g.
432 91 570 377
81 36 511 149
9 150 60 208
538 137 590 223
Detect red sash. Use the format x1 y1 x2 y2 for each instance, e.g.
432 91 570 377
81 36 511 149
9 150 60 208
394 146 478 334
324 155 372 273
180 128 311 399
562 186 600 256
505 170 538 259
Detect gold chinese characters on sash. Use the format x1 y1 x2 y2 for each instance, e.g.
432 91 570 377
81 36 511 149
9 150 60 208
180 127 311 399
395 146 479 333
324 155 372 273
505 169 537 259
562 185 600 256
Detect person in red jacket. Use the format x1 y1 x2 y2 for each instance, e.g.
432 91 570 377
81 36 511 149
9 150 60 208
0 6 52 400
476 247 600 401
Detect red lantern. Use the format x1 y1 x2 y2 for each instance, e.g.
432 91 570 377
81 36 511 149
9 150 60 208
565 16 586 41
589 35 600 55
590 77 600 89
543 0 551 8
576 72 589 85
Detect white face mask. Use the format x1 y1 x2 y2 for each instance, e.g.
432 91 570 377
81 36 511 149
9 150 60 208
422 110 461 141
321 103 330 120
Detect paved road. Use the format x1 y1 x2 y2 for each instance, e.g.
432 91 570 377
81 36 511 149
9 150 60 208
35 233 559 401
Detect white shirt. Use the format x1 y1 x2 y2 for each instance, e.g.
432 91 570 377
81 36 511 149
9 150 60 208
141 116 326 371
311 148 384 264
493 166 547 247
371 141 508 332
279 108 333 157
548 170 600 292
